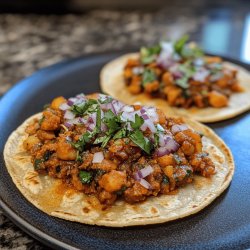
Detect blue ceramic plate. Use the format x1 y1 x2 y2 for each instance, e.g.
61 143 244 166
0 52 250 249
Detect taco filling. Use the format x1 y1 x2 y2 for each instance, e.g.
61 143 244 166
124 35 243 108
23 93 216 206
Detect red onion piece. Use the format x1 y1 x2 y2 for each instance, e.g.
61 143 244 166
64 110 75 120
64 121 73 128
92 152 104 163
59 103 70 111
155 137 180 157
157 124 165 132
141 119 156 133
122 106 134 113
139 165 153 178
171 124 188 134
141 114 149 120
139 179 152 190
146 107 158 122
193 68 209 82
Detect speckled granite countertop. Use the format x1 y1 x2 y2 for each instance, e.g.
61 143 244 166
0 5 249 249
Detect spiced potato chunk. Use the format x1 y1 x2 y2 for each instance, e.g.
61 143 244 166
24 93 215 206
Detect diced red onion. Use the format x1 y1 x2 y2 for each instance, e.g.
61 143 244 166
155 137 180 157
101 123 108 132
139 179 152 190
76 93 86 99
156 50 175 69
141 114 149 120
59 103 70 111
65 136 72 142
141 119 156 133
139 165 153 178
64 110 75 120
146 107 158 122
193 58 204 67
140 107 146 114
121 111 135 122
193 68 209 82
210 72 223 82
122 106 134 113
68 97 77 106
172 71 183 79
87 123 95 131
132 67 144 75
171 124 188 134
157 124 165 132
64 121 73 128
92 152 104 163
112 100 124 114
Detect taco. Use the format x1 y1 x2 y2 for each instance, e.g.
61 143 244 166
100 35 250 122
4 93 234 226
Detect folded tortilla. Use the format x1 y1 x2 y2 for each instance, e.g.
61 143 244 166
100 53 250 122
4 113 234 227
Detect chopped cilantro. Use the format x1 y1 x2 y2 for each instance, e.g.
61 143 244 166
71 131 95 151
39 116 45 126
71 99 98 116
142 69 157 86
174 35 189 54
79 171 93 184
129 130 153 154
96 107 101 132
130 114 144 130
186 169 192 177
113 128 127 140
173 153 182 164
34 159 43 171
116 186 127 196
103 110 121 135
43 150 53 161
43 103 50 110
176 77 189 89
162 175 169 184
98 96 113 104
140 44 161 64
76 151 83 163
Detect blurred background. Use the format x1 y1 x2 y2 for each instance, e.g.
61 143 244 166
0 0 250 248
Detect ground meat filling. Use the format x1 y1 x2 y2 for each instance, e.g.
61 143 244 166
123 36 243 109
23 94 216 206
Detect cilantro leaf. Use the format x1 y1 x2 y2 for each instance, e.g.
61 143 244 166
130 114 144 130
79 171 93 184
140 44 161 64
113 128 127 140
129 130 153 154
174 35 189 54
142 69 157 86
96 107 101 132
71 99 98 116
98 96 113 104
103 110 121 135
176 77 189 89
71 131 95 151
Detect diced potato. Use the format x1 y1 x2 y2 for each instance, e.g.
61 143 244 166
51 96 66 110
163 165 174 178
164 86 182 105
56 141 77 160
23 135 40 150
162 72 173 85
208 91 228 108
99 170 126 192
144 81 159 93
128 76 142 94
157 155 175 167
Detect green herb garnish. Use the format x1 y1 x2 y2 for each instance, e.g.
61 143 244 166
129 130 153 154
39 116 45 126
162 175 169 184
34 159 43 171
140 44 161 64
79 170 93 184
130 114 144 130
142 69 157 86
174 35 189 54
